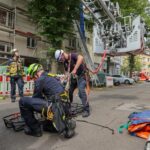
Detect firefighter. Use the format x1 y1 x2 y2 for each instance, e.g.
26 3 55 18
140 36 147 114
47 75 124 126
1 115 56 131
19 63 76 137
55 49 90 117
6 48 25 102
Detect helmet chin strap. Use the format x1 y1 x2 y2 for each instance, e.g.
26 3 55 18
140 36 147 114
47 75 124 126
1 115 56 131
14 55 19 61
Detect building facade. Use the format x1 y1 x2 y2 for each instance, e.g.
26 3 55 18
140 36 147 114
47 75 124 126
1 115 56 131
140 54 150 76
0 0 121 75
0 0 50 67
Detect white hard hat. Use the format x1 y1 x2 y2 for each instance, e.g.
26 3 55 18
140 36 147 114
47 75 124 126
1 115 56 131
11 48 18 54
55 49 64 61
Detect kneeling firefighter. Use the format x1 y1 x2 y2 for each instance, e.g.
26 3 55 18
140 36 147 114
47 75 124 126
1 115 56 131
19 63 76 138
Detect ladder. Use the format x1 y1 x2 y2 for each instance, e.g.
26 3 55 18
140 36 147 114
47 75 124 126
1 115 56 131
74 0 118 86
81 0 117 24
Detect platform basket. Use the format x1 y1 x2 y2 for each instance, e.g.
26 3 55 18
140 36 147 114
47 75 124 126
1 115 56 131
3 112 25 131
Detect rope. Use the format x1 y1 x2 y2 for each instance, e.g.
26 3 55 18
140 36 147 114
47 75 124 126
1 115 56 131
76 119 114 134
41 103 54 121
70 103 84 117
65 54 72 92
47 103 54 120
87 48 107 74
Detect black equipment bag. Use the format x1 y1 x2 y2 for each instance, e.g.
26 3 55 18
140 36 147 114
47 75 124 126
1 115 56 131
49 95 67 133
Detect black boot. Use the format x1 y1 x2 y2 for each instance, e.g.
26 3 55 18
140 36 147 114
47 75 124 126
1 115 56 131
63 119 76 138
11 98 16 103
63 129 75 138
82 110 90 117
24 125 42 137
66 119 76 129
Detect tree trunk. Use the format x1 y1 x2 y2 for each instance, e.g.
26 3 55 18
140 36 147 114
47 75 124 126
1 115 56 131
129 54 135 78
107 57 110 74
51 60 58 74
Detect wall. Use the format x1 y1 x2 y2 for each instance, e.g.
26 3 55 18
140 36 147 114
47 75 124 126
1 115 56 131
0 0 50 66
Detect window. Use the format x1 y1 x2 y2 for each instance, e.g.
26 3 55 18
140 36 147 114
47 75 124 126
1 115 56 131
0 54 5 57
27 37 37 48
69 38 76 48
112 75 121 77
0 8 14 28
0 9 6 25
0 41 13 58
0 45 5 51
7 45 11 52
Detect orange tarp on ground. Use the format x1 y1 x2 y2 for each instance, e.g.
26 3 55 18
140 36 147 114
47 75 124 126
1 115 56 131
128 123 150 139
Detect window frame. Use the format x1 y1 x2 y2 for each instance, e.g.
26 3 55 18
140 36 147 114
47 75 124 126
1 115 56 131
0 41 13 58
0 7 14 28
27 37 37 49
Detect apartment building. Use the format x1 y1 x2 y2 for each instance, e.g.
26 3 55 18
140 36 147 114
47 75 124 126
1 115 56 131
140 54 150 76
0 0 50 67
0 0 121 75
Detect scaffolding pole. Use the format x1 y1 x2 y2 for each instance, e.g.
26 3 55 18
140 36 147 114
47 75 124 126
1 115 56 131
13 5 16 48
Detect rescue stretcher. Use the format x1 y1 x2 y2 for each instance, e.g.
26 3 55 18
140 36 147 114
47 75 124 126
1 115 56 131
2 103 84 131
3 112 25 131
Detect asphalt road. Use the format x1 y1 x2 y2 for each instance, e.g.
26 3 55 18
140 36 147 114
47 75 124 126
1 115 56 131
0 82 150 150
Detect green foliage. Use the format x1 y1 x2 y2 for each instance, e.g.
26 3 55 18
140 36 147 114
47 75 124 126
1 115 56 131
112 0 149 75
28 0 80 48
111 0 148 15
111 0 150 26
121 55 142 74
134 56 142 71
47 47 56 58
84 18 94 33
121 57 129 74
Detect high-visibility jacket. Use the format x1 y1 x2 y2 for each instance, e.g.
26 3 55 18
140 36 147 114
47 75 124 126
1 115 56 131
6 58 25 77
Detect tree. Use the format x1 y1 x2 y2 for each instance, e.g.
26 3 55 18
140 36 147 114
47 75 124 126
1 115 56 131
134 56 142 71
128 54 135 77
28 0 80 49
112 0 148 76
27 0 81 72
111 0 150 26
121 56 129 75
121 55 142 75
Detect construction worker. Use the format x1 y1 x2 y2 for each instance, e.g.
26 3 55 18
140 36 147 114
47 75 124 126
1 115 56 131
19 63 76 138
55 49 90 117
6 48 25 102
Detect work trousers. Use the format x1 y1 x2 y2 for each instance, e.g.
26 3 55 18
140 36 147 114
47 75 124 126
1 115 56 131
69 76 89 112
10 76 24 99
19 97 47 130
